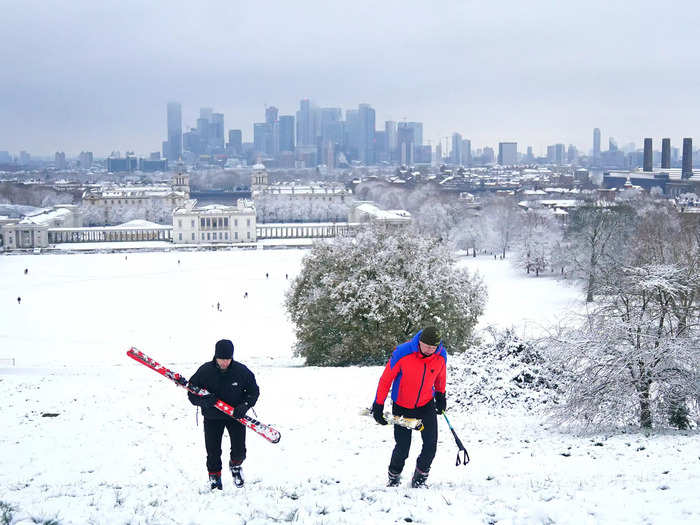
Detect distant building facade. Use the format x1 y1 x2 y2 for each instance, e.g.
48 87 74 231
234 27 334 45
172 200 256 244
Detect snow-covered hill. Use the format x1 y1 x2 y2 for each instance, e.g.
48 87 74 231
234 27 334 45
0 250 698 524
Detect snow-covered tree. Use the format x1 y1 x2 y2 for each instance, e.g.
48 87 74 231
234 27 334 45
549 264 700 430
515 210 562 276
564 203 635 302
285 224 487 366
482 196 523 259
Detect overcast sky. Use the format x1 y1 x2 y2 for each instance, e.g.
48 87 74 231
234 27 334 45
1 0 699 157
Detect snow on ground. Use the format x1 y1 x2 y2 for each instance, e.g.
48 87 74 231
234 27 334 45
1 250 698 524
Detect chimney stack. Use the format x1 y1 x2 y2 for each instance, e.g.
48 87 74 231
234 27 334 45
643 138 653 172
682 138 693 179
661 138 671 169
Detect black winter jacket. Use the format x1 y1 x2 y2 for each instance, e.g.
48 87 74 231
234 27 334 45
187 359 260 420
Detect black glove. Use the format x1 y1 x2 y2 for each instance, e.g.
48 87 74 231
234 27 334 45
372 402 388 425
233 401 249 419
199 394 218 408
434 392 446 414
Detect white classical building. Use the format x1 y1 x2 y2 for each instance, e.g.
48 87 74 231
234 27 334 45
81 167 190 226
1 205 82 250
172 199 257 244
250 163 353 222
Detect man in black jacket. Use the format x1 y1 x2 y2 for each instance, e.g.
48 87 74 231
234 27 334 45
188 339 260 490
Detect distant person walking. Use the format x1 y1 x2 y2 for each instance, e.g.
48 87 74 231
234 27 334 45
372 326 447 488
24 268 28 275
188 339 260 490
17 297 21 304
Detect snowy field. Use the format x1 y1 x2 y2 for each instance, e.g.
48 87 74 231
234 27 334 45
0 249 698 524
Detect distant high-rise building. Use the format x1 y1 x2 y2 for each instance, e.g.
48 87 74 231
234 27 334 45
0 151 11 163
54 152 66 169
358 104 376 165
211 113 225 151
451 133 462 164
593 128 601 160
385 121 397 161
200 107 213 121
643 138 653 171
320 108 342 151
406 122 423 146
547 143 566 165
461 139 472 166
18 151 30 165
228 130 242 155
79 151 93 169
682 138 693 178
483 147 495 164
265 106 278 125
253 123 272 155
435 143 442 165
167 102 182 161
526 146 534 162
278 116 295 153
498 142 517 165
609 137 618 152
567 144 578 164
397 125 415 165
661 138 671 169
450 133 462 166
296 99 316 146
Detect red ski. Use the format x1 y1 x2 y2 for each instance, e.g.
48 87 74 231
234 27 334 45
127 347 281 444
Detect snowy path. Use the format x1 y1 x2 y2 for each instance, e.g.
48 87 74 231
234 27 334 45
1 250 698 524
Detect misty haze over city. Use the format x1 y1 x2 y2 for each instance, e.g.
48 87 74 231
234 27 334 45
2 0 700 156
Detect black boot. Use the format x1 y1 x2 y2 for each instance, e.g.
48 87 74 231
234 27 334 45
410 467 429 488
230 461 244 488
387 469 401 487
209 472 222 490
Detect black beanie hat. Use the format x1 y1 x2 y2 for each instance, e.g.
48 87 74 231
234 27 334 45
214 339 234 359
419 326 440 346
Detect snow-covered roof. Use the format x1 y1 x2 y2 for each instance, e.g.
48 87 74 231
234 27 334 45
18 207 73 227
112 219 165 229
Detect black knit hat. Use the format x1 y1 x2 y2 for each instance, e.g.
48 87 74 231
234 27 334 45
419 326 440 346
214 339 234 359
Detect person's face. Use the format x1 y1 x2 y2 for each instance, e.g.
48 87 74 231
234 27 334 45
216 358 232 369
419 341 438 356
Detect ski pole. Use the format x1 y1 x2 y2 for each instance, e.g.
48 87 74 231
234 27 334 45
441 412 470 466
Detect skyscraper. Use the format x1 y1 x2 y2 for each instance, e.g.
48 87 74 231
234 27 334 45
265 106 278 125
296 99 315 146
451 133 462 164
278 116 295 153
661 138 671 169
166 102 182 161
228 130 242 155
385 121 397 161
358 104 376 165
397 124 415 165
498 142 517 165
211 113 225 152
461 139 472 166
643 138 653 171
593 128 601 160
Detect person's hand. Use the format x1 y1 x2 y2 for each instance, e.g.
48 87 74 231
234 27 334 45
233 401 249 419
200 394 218 408
434 392 446 414
372 402 388 425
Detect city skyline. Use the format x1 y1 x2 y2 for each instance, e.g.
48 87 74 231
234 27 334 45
2 0 700 155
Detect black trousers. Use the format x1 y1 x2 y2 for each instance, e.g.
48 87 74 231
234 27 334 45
389 401 438 474
203 418 246 473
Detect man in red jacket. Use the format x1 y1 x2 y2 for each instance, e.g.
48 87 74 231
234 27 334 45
373 326 447 488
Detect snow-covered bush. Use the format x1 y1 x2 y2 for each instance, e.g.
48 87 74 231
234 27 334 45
447 328 561 412
285 224 486 366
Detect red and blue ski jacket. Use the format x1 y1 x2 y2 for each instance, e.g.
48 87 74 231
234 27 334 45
375 330 447 409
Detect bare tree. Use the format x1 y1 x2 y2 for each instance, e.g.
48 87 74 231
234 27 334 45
565 203 634 302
